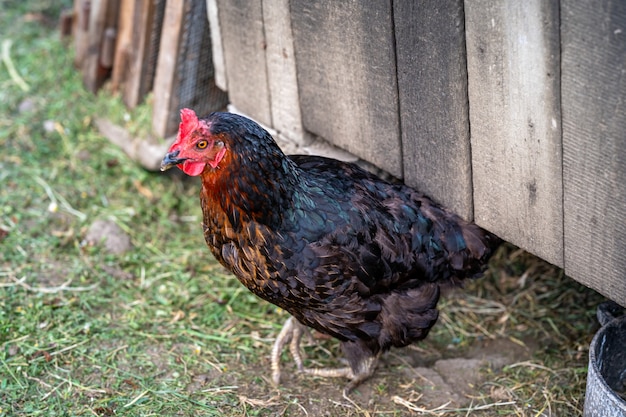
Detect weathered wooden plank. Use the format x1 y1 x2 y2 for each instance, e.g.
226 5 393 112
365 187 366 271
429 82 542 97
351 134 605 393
263 0 312 146
152 0 227 137
394 0 472 219
152 0 185 136
290 1 402 178
60 9 74 37
111 0 158 108
110 0 134 92
216 0 271 126
82 0 120 93
73 0 90 67
465 0 563 266
206 0 227 91
562 0 626 305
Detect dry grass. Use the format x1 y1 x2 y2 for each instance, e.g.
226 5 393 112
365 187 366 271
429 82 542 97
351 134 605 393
420 244 603 416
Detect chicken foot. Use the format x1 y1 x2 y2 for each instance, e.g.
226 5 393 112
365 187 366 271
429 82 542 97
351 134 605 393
271 316 310 384
270 317 379 392
303 354 379 393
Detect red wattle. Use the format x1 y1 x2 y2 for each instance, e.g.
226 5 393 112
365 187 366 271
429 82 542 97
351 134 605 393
181 161 206 176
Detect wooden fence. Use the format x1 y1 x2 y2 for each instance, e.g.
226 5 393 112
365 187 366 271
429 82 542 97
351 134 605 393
211 0 625 305
71 0 625 306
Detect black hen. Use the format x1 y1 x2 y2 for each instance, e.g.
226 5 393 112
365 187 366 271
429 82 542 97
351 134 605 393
161 109 501 391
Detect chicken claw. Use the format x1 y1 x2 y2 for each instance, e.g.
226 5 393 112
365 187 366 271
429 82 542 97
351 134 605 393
270 316 379 393
304 354 379 393
271 316 308 384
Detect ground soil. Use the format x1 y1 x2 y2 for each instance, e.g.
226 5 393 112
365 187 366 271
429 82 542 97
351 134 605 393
187 334 534 416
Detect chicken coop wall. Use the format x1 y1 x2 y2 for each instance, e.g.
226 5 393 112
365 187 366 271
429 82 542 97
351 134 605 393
69 0 625 306
210 0 626 306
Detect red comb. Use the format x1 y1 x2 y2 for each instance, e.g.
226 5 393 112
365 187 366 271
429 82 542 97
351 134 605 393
173 108 199 147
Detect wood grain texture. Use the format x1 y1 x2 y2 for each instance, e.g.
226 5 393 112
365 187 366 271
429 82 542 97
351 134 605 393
152 0 185 136
562 0 626 305
395 0 472 220
82 0 120 92
290 0 402 178
465 0 563 266
111 0 158 108
110 0 134 92
263 0 313 146
152 0 227 137
73 0 89 67
206 0 227 91
217 0 271 126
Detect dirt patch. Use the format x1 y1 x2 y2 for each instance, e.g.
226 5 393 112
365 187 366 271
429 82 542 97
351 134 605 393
186 337 532 415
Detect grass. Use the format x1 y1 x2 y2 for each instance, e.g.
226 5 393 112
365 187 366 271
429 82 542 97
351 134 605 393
0 2 608 416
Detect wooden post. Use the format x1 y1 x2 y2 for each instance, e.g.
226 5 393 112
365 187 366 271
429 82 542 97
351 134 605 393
152 0 227 137
395 0 473 219
100 27 116 68
82 0 120 93
73 0 90 67
562 0 626 305
465 0 563 266
290 1 402 178
60 9 74 38
109 0 134 92
206 0 227 91
111 0 163 108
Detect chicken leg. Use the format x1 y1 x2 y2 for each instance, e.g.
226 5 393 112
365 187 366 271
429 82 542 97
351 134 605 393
271 316 308 384
270 316 379 392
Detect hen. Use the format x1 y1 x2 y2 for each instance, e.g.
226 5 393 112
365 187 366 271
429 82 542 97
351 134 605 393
161 109 501 391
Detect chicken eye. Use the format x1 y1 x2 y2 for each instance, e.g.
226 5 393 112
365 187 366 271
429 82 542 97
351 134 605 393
196 140 208 149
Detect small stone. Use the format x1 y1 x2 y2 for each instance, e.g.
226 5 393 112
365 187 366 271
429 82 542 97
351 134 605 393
84 219 132 255
433 358 486 398
404 367 463 407
43 120 56 133
18 98 36 113
77 150 91 161
8 344 19 356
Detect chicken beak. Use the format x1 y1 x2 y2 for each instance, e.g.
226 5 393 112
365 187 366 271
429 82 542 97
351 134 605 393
160 150 187 171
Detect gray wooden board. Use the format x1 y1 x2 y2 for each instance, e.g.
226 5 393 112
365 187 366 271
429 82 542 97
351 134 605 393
394 0 473 220
206 0 227 91
152 0 186 136
263 0 313 146
290 0 402 178
465 0 563 266
562 0 626 305
217 0 271 126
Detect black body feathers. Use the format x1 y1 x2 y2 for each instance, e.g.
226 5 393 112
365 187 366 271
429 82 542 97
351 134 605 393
199 112 501 359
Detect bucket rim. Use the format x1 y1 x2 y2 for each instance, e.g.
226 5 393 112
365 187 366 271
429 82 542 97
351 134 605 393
588 313 626 407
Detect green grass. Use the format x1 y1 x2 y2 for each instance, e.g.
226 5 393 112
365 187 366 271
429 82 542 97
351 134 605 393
0 2 608 416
